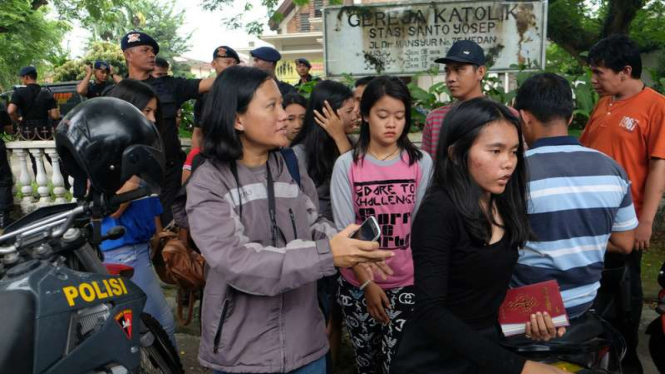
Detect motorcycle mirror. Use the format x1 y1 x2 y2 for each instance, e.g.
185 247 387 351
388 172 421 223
102 226 126 241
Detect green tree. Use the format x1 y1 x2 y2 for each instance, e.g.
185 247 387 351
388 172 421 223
50 0 192 82
87 0 191 62
52 41 126 82
0 0 69 90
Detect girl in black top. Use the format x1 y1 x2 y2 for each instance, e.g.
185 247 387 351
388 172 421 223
391 98 567 374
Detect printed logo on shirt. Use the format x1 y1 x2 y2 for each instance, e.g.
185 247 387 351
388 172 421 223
619 116 639 132
354 179 416 249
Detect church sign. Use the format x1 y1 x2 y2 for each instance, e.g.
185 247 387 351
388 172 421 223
323 0 547 76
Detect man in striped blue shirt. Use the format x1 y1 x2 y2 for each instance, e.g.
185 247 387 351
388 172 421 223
512 73 638 319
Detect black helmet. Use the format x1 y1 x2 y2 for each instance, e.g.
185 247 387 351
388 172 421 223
56 97 165 196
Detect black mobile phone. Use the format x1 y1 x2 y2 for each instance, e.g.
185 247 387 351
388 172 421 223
351 216 381 242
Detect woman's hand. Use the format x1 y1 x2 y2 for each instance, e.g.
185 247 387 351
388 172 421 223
314 100 345 140
330 224 393 268
521 361 569 374
524 312 566 342
365 282 391 325
314 100 352 153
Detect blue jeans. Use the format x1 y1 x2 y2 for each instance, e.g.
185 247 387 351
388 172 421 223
103 242 177 346
213 356 326 374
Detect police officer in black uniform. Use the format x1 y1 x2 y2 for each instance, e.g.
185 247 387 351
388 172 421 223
192 45 240 150
250 46 296 96
76 60 120 99
294 58 320 88
120 31 215 224
0 101 13 229
7 66 60 140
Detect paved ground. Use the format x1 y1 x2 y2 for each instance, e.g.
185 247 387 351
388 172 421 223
170 291 661 374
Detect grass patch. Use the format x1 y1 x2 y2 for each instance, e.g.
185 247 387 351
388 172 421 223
644 234 665 302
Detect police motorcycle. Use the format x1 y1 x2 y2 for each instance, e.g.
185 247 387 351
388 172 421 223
0 98 183 374
501 265 628 373
646 260 665 373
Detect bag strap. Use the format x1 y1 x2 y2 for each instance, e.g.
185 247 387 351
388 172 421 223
176 288 196 326
280 148 301 187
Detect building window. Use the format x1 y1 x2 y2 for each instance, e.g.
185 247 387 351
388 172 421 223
300 13 310 32
314 0 323 17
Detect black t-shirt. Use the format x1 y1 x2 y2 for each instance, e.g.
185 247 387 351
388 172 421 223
142 76 200 161
393 190 525 374
10 84 57 125
86 81 113 99
193 93 207 128
277 79 296 96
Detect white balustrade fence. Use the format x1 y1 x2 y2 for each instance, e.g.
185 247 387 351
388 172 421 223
4 139 192 214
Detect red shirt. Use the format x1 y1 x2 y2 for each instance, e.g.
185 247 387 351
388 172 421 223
421 105 453 157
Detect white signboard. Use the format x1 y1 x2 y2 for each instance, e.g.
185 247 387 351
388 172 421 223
324 0 548 76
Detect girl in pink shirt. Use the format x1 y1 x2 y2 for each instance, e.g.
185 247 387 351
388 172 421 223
331 76 432 374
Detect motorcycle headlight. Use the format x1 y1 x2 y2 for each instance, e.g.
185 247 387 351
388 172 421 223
66 303 111 354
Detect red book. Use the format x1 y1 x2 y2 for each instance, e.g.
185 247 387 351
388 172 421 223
498 280 569 337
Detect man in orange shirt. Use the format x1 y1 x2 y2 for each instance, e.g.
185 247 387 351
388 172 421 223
580 35 665 374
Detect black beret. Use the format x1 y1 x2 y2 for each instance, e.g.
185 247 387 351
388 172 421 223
250 46 281 62
213 46 240 64
121 31 160 54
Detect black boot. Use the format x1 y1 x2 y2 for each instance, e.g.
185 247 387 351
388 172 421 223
0 210 13 230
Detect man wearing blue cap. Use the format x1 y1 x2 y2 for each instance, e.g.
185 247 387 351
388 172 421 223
251 46 296 96
421 40 487 159
191 45 240 151
7 66 60 139
294 58 320 88
77 60 121 99
120 31 215 224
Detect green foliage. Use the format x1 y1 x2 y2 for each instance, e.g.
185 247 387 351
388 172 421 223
52 41 126 82
178 100 195 139
50 0 191 84
0 1 69 90
295 81 318 99
87 0 191 61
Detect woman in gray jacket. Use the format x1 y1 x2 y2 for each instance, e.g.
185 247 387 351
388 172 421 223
186 66 393 374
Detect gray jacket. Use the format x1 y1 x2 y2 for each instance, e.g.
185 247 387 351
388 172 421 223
186 152 338 373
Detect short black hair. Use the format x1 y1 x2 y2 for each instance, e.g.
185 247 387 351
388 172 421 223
355 76 375 88
202 66 271 162
514 73 573 124
588 34 642 79
155 57 170 69
282 92 307 110
23 72 37 80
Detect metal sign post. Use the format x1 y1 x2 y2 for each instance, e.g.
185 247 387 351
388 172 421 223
324 0 548 77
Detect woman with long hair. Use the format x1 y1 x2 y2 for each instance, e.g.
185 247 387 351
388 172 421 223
101 79 176 345
390 98 567 374
291 80 357 221
290 80 358 373
330 76 432 374
185 66 392 374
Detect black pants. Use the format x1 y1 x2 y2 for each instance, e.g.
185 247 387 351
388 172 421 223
159 157 184 226
0 139 13 211
603 251 644 373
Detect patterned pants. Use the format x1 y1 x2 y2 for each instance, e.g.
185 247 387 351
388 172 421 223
336 276 415 374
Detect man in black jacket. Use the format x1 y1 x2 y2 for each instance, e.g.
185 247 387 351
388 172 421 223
7 66 60 140
0 102 14 229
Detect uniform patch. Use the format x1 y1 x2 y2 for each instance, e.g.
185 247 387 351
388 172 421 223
217 47 228 57
619 116 639 132
127 33 141 43
114 309 133 339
